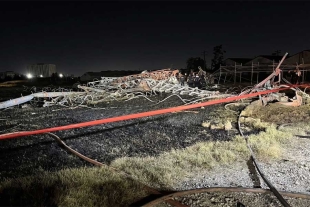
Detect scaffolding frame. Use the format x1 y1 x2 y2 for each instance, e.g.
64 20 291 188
218 60 310 84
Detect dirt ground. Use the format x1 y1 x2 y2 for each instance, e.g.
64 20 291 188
1 84 310 207
0 88 232 181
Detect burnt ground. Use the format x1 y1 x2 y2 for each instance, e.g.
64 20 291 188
0 90 234 181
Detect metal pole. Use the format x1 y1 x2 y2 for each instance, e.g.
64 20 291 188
275 52 289 70
254 53 288 89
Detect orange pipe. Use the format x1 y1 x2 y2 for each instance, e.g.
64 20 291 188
0 85 304 140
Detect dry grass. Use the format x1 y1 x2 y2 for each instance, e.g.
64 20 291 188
0 80 27 87
241 101 310 124
1 103 309 206
111 121 294 189
111 136 249 189
0 166 147 207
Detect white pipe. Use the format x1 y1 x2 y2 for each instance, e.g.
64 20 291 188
0 95 34 109
0 92 85 109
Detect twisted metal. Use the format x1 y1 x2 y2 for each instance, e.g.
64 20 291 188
0 69 232 109
44 69 231 107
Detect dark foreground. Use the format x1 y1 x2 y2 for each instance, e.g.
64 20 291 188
0 92 232 181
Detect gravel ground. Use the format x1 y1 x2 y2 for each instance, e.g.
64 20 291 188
166 134 310 207
1 88 310 206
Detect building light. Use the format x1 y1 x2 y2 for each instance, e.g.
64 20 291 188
40 74 43 78
26 73 33 79
59 73 63 78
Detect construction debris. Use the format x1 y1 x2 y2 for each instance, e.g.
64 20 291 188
1 54 310 110
0 69 230 109
238 53 310 106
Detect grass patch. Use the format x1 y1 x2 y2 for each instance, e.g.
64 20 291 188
112 137 249 189
241 102 310 124
111 122 294 189
0 80 27 87
1 106 309 206
0 166 147 207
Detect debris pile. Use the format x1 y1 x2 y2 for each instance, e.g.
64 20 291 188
238 53 310 107
1 53 310 110
0 69 231 109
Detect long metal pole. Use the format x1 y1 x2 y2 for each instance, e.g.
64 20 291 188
275 52 289 70
254 53 288 88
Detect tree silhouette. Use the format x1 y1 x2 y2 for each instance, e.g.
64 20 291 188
211 45 226 71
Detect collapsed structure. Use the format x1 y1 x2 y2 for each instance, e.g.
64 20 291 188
0 68 229 109
0 53 310 110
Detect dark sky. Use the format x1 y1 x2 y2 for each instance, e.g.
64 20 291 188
0 1 309 76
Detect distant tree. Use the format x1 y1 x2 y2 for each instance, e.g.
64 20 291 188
272 50 281 56
186 57 206 73
211 45 226 71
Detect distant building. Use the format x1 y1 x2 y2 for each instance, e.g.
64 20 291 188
27 63 56 77
0 71 16 80
244 55 283 66
219 50 310 84
223 58 252 66
283 50 310 65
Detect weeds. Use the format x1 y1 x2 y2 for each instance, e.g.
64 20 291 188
0 103 309 206
0 166 147 207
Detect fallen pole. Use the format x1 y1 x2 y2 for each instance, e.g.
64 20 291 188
0 92 86 109
0 95 34 109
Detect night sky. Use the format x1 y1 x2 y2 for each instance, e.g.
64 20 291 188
0 1 309 76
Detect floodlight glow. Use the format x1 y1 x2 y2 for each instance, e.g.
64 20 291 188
26 73 32 79
40 74 43 78
59 73 63 78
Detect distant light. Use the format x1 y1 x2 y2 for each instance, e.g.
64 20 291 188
26 73 32 79
59 73 63 78
40 74 43 78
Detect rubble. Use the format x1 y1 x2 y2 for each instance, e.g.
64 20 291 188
1 54 310 110
0 68 231 109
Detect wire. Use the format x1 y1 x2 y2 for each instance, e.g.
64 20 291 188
45 132 189 207
141 187 310 207
237 110 291 207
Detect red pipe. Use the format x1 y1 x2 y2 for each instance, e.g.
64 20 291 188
0 86 302 140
